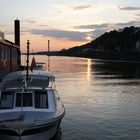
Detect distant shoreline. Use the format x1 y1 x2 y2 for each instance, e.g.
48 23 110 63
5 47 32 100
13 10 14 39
22 51 140 63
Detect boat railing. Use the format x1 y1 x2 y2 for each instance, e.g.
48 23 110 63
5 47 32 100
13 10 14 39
0 76 55 90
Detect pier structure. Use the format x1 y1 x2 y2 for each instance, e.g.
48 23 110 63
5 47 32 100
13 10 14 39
0 19 21 78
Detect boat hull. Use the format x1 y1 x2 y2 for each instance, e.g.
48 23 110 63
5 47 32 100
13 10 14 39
0 121 61 140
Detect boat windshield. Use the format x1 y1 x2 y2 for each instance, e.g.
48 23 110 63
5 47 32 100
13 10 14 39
35 91 48 108
0 91 49 109
16 92 32 107
0 92 14 109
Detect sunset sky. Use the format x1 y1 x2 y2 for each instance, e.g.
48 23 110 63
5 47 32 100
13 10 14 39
0 0 140 52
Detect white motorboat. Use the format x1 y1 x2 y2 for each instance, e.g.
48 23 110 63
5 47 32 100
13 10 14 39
0 70 65 140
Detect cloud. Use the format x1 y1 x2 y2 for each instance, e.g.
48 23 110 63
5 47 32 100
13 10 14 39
30 20 140 42
73 5 92 10
55 4 93 14
119 6 140 11
74 23 110 30
115 21 140 27
22 20 36 24
75 21 140 29
74 20 140 39
30 29 89 41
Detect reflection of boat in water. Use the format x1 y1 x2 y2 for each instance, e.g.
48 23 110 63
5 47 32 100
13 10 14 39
0 41 65 140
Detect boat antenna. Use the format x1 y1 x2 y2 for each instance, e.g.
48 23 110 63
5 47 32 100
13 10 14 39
26 40 30 81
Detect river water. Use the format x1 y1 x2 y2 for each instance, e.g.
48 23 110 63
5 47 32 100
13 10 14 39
22 55 140 140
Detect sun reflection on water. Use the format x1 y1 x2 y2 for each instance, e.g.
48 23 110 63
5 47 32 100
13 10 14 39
87 59 92 81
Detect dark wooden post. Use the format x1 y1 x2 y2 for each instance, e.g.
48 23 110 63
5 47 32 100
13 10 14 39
26 40 30 81
48 40 50 56
14 19 20 46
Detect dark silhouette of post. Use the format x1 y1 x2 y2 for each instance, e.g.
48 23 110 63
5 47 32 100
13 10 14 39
47 40 50 71
48 56 50 71
14 19 20 46
26 40 30 81
48 40 50 56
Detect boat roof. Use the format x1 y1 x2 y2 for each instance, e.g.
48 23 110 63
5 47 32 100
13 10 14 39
0 70 55 90
3 70 54 80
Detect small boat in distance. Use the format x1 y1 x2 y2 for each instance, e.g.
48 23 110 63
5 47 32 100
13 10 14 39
33 62 46 71
0 40 65 140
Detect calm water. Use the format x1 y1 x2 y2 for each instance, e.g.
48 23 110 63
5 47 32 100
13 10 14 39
22 56 140 140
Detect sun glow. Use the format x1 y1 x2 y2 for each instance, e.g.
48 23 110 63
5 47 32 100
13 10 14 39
85 35 92 41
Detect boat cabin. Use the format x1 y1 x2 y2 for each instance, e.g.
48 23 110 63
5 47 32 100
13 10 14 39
0 71 56 112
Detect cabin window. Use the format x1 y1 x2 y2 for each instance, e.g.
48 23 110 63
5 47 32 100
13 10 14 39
35 91 48 108
0 92 14 109
16 93 32 107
